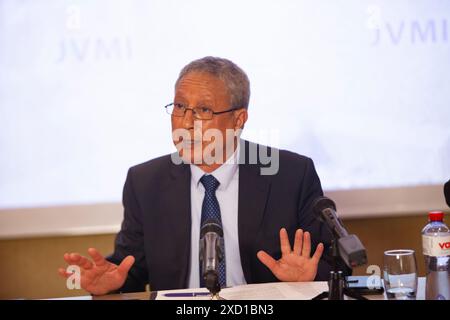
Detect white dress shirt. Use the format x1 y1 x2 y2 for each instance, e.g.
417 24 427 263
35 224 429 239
187 149 247 288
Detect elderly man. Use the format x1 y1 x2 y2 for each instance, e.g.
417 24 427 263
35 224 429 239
59 57 344 295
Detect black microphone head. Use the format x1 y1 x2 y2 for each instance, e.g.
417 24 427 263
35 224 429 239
200 219 223 238
312 196 337 217
445 179 450 207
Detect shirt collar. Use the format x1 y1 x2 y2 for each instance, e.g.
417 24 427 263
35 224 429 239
190 143 240 191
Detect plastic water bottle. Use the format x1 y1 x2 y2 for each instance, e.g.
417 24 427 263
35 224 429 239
421 211 450 300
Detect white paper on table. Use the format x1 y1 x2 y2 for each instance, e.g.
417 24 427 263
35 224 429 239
220 281 328 300
156 281 328 300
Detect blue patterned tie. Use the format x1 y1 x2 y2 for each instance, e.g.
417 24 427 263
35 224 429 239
199 174 226 288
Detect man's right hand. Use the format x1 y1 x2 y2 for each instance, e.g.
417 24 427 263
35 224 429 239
58 248 135 296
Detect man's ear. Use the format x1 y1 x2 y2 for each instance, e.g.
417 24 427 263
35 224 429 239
234 108 248 130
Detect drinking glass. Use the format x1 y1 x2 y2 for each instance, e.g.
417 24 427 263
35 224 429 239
383 249 418 300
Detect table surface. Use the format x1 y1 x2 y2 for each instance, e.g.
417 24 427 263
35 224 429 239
53 278 426 300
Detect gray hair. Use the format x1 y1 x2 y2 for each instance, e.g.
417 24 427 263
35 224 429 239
175 56 250 110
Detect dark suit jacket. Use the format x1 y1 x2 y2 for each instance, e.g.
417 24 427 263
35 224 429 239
107 140 348 292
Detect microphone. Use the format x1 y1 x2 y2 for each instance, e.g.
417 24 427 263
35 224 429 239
313 196 367 268
199 219 224 295
445 179 450 207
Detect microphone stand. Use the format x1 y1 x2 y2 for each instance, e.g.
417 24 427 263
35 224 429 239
312 239 368 300
204 271 224 300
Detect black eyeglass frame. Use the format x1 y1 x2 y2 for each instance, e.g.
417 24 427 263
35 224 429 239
164 102 241 119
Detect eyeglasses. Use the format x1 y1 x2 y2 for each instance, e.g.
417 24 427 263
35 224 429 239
164 102 239 120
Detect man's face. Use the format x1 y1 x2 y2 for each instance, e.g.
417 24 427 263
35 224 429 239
171 71 247 167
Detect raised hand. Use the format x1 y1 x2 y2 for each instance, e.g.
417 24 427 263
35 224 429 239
257 228 324 282
58 248 134 296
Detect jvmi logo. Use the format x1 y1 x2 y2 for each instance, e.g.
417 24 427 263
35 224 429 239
56 37 133 62
366 6 449 46
57 5 133 62
371 19 449 46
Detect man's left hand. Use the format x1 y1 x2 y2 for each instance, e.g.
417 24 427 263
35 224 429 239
257 228 324 282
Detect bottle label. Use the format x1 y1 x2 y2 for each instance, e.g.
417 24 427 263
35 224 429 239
422 235 450 256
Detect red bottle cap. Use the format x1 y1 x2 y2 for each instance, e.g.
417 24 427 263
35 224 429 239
428 211 444 222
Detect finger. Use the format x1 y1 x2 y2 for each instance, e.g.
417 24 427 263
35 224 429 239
117 255 135 277
279 228 292 256
65 252 82 265
87 248 107 267
65 253 93 271
77 256 94 270
69 253 82 263
302 232 311 258
63 253 72 265
68 253 89 267
256 250 278 272
312 243 324 263
58 267 71 279
292 229 303 255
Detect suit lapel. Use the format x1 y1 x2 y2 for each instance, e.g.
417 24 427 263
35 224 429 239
161 156 191 289
238 141 271 283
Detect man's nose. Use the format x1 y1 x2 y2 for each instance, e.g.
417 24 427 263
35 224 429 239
182 109 195 129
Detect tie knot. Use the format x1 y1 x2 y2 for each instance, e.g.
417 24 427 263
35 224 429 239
200 174 220 193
